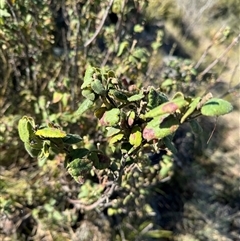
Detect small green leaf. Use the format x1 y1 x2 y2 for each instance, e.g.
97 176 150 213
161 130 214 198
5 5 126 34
109 133 124 145
18 116 35 142
127 110 135 126
99 108 120 126
108 89 128 102
67 158 92 183
129 126 142 147
147 88 168 109
91 79 106 95
134 24 144 33
81 65 95 89
180 97 201 123
145 229 172 238
63 134 82 144
189 120 203 135
35 127 67 138
200 98 233 116
161 78 173 88
24 142 41 157
117 41 129 57
75 99 94 116
159 155 173 179
69 148 89 159
127 93 145 102
106 127 121 137
37 141 50 166
82 89 95 101
163 137 177 155
52 91 63 103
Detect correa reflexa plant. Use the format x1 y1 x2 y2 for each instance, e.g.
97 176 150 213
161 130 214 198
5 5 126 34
18 65 233 208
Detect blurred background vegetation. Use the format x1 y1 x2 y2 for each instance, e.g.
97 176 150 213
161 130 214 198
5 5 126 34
0 0 239 240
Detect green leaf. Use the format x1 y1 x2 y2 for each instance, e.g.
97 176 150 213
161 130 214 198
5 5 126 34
81 65 95 89
200 98 233 116
159 155 173 179
82 89 95 101
163 137 177 155
37 141 50 166
24 142 41 157
106 127 121 137
52 91 63 103
109 133 124 145
67 158 92 183
0 9 11 17
127 110 135 126
143 115 179 141
18 116 35 142
63 134 82 144
108 89 128 102
127 93 145 102
91 79 106 95
132 48 148 60
75 99 94 116
161 78 173 88
189 120 203 135
69 148 89 159
129 126 142 147
180 97 201 123
99 108 120 126
134 24 144 33
117 41 129 57
147 88 168 109
35 127 67 138
144 229 172 238
144 97 188 119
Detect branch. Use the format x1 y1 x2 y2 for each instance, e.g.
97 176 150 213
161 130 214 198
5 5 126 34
67 182 116 211
84 0 114 47
197 33 240 80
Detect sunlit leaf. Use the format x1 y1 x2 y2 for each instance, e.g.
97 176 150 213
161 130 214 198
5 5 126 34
127 93 145 102
145 229 172 238
129 126 142 147
52 91 63 103
18 116 35 142
106 127 121 137
180 97 201 123
144 97 188 119
35 127 67 138
99 108 120 126
200 98 233 116
117 41 129 57
127 110 135 126
143 115 179 141
109 133 124 145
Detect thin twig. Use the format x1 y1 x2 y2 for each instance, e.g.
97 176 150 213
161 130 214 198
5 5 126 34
68 182 116 211
84 0 114 47
197 33 240 80
194 26 226 69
